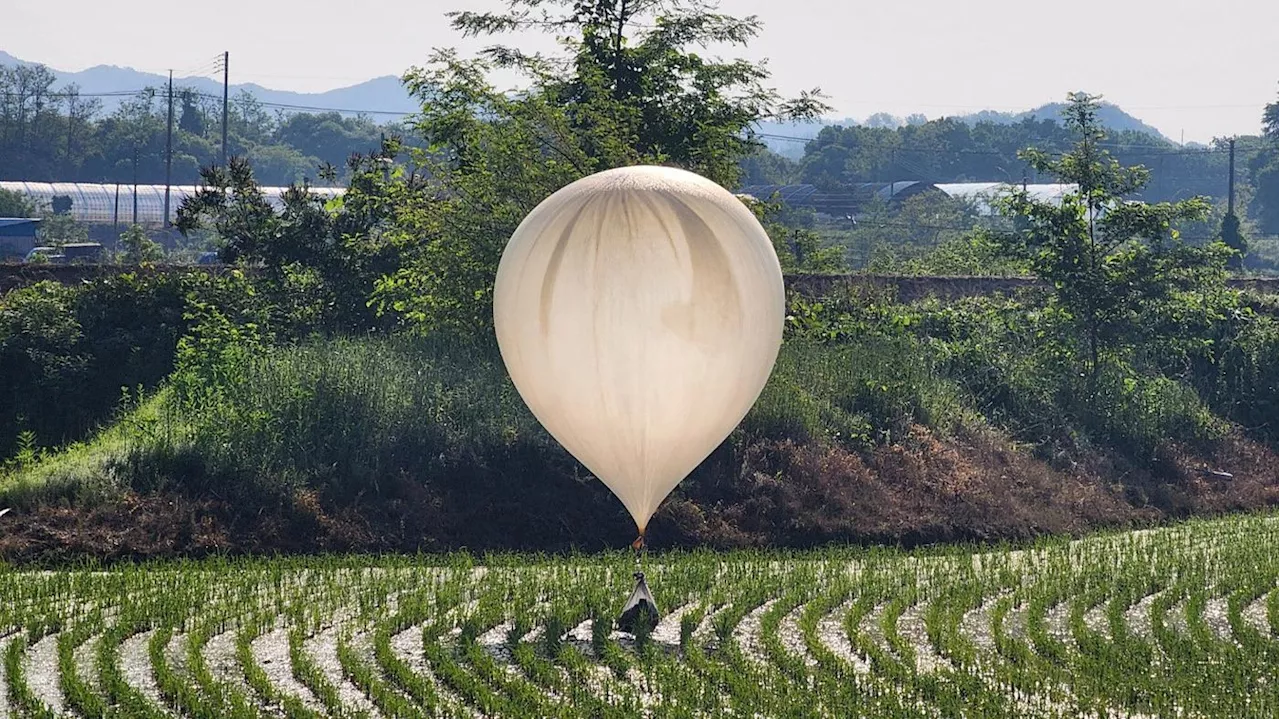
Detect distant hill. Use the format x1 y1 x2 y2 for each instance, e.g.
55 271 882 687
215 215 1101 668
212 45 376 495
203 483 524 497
3 51 1171 147
758 103 1173 158
962 103 1168 140
0 51 418 118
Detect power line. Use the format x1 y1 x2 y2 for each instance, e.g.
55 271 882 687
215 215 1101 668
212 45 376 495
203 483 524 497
188 91 413 116
756 131 1232 155
0 90 152 99
757 133 1249 159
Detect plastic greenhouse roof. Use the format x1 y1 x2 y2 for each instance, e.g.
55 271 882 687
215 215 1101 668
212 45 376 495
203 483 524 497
0 182 344 226
934 182 1076 214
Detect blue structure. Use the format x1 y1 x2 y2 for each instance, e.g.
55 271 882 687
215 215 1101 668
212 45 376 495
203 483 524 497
0 218 41 260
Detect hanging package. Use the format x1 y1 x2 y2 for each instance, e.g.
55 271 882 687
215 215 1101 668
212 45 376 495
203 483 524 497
616 571 660 635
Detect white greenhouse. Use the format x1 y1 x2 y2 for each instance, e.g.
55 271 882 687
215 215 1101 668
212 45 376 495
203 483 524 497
934 182 1076 216
0 182 344 227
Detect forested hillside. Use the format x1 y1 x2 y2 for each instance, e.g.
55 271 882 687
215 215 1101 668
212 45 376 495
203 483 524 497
0 63 405 187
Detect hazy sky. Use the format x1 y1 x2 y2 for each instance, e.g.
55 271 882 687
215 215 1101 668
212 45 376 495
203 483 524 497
4 0 1276 142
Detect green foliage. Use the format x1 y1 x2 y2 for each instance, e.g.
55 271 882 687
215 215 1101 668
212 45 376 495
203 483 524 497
743 197 848 273
1249 150 1280 232
165 334 548 498
176 155 399 333
0 269 307 463
1220 212 1246 270
372 0 827 333
1259 99 1280 141
866 233 1026 276
118 224 165 264
792 108 1263 210
991 93 1221 380
740 147 799 185
36 211 88 246
1247 103 1278 236
0 187 36 217
826 191 991 271
747 336 967 449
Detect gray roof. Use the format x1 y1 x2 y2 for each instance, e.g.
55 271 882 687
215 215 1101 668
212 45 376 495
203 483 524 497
739 181 935 215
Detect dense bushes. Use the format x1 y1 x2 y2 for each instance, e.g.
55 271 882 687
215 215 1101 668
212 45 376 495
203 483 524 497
0 273 186 459
3 320 1275 555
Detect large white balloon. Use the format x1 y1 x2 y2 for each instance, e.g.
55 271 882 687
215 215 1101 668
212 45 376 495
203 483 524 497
493 165 785 533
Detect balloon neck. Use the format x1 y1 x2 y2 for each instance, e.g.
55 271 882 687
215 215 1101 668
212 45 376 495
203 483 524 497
631 531 646 572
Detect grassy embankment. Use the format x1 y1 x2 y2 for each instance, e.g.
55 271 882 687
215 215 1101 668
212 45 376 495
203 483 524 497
2 286 1274 560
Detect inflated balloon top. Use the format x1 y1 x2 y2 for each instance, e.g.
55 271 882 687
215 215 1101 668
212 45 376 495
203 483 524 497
493 165 785 536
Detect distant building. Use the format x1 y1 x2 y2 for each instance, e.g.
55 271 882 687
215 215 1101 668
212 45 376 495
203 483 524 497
0 217 41 259
738 181 936 217
933 182 1076 216
0 182 344 228
738 181 1077 219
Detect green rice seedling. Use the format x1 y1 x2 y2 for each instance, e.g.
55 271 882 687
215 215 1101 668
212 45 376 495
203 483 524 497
0 515 1274 718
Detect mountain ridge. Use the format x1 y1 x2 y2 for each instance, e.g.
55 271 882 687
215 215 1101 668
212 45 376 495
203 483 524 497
0 50 419 116
2 50 1175 148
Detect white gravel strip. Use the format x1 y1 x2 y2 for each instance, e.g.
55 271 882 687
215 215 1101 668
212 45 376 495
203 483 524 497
306 627 382 718
815 601 870 674
203 630 252 696
476 621 515 663
777 604 816 668
858 603 895 659
1003 603 1028 642
251 628 326 713
650 604 693 649
960 592 1009 656
898 601 953 674
1166 599 1189 637
389 624 476 717
1201 597 1234 642
1083 603 1110 640
1043 601 1075 650
565 618 595 656
118 630 172 715
71 633 100 695
693 604 730 648
731 600 777 668
1242 596 1272 636
1123 592 1161 640
26 633 66 716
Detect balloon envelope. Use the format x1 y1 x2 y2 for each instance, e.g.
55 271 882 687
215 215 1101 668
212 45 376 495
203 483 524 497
493 166 785 532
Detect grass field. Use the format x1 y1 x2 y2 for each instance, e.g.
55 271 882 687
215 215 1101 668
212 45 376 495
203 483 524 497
0 514 1275 718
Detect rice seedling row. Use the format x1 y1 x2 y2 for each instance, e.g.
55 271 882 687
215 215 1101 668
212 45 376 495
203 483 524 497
0 514 1274 718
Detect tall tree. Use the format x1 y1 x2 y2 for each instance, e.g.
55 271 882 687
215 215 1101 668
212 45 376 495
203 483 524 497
1266 103 1279 137
991 93 1221 382
1247 102 1278 236
371 0 829 333
446 0 827 187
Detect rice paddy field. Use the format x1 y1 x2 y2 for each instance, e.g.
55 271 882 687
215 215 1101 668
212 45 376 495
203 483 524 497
0 514 1275 718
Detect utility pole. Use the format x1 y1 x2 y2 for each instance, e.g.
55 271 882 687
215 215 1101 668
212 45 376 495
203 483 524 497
164 70 174 228
132 146 139 226
65 94 75 177
220 51 229 167
1227 137 1236 216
